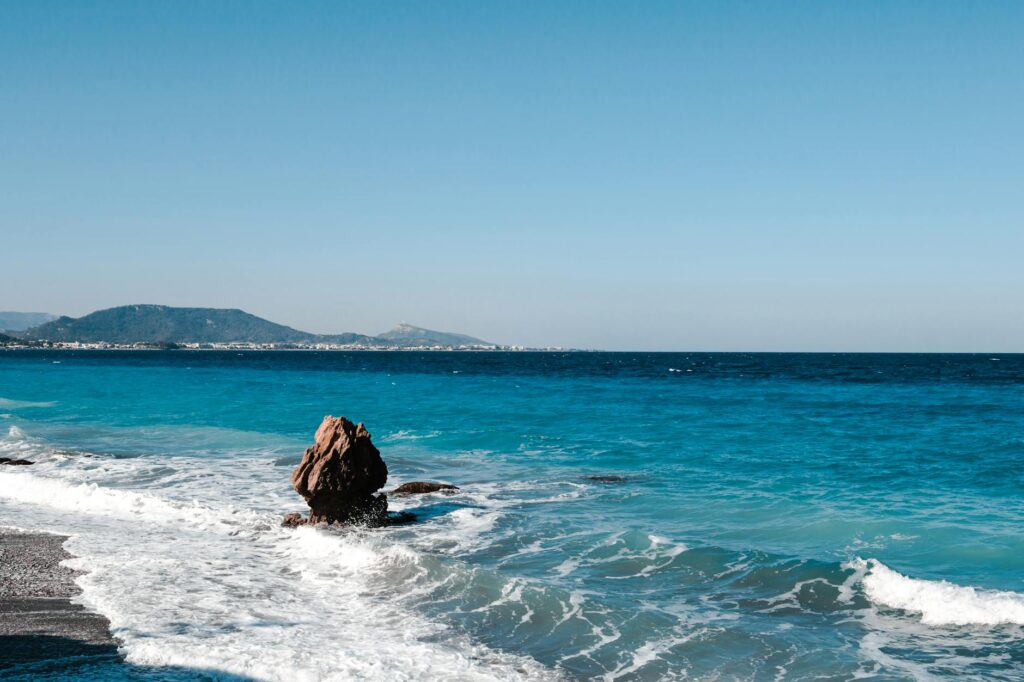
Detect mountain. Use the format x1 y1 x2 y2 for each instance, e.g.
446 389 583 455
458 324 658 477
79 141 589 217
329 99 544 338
18 305 497 348
21 305 319 344
0 311 57 332
377 323 494 347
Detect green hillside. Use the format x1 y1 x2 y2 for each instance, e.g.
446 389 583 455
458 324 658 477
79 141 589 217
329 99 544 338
22 305 319 344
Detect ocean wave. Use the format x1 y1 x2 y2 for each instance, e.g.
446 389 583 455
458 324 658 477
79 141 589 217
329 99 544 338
848 558 1024 626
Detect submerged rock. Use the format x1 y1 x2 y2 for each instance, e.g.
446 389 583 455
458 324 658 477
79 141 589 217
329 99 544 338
0 458 33 466
583 475 627 484
289 416 389 526
387 511 417 525
392 481 460 495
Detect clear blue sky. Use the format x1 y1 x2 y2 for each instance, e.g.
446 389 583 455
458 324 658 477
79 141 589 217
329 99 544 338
2 1 1021 350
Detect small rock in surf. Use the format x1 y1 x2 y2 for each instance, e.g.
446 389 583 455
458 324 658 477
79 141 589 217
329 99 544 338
584 475 627 484
391 481 460 495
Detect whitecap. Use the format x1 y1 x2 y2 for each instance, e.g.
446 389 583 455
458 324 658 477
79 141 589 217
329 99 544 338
847 558 1024 626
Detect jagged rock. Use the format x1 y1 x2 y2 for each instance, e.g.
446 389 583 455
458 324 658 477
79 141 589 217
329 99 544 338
289 416 389 526
281 513 306 527
392 481 459 495
0 458 33 466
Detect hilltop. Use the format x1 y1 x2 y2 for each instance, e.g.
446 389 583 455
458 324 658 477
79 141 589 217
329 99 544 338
377 323 492 347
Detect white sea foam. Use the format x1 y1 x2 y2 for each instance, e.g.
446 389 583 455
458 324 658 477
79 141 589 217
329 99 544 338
0 470 234 530
555 531 688 580
848 558 1024 626
603 628 697 681
380 429 441 442
760 577 834 613
0 425 47 462
4 424 27 440
0 437 560 681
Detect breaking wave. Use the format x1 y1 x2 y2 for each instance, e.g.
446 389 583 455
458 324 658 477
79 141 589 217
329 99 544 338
848 558 1024 626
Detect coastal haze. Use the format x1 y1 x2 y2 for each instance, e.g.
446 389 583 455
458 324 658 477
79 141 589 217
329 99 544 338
0 313 57 332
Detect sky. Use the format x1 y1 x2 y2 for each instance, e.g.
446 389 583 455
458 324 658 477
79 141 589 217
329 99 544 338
1 1 1022 351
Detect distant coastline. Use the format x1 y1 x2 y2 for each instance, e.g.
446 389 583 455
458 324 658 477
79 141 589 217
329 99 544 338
0 341 540 351
0 304 548 350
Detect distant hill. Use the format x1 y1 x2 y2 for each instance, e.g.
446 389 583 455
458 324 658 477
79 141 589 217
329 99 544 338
22 305 318 344
19 305 497 348
377 323 494 347
0 311 57 332
317 332 382 345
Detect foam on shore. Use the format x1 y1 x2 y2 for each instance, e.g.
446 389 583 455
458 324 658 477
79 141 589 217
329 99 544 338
0 430 561 681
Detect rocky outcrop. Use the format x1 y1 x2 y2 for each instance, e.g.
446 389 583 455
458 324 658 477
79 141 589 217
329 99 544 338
0 458 33 466
289 416 389 526
392 482 459 495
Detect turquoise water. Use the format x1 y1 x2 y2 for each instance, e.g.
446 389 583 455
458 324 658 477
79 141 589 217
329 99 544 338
1 350 1023 680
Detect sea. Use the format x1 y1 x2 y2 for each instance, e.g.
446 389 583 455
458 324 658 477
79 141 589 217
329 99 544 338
1 350 1022 681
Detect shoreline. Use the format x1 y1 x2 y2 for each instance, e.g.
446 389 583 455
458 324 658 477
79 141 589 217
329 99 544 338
0 345 550 352
0 528 122 678
0 527 267 681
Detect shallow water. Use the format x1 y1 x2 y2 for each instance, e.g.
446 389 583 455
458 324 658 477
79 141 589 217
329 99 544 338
1 350 1023 680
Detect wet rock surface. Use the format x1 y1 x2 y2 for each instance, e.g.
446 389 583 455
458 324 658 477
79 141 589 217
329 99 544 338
289 416 389 526
392 481 460 495
0 458 33 466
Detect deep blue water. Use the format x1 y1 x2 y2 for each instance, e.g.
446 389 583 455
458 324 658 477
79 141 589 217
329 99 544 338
1 350 1023 680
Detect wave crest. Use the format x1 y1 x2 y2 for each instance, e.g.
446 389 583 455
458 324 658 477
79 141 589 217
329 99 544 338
848 558 1024 626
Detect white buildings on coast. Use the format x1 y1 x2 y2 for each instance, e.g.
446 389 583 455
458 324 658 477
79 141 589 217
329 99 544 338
1 340 533 351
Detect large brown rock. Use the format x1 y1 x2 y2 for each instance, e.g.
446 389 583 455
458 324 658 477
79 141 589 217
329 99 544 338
290 416 389 525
